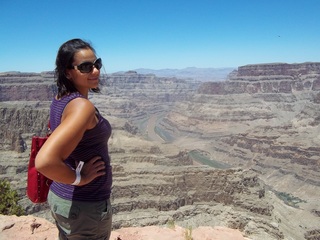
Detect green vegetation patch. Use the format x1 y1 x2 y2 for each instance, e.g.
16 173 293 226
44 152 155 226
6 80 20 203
0 179 25 216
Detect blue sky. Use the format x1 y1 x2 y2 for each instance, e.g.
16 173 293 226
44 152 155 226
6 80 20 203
1 0 319 73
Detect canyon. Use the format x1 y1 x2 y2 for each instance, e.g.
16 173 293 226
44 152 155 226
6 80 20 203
1 63 320 240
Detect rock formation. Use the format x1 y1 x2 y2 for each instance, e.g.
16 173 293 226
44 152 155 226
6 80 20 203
1 63 320 240
198 62 320 94
0 71 56 101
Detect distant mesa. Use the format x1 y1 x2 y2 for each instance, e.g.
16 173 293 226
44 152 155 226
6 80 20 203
133 67 236 82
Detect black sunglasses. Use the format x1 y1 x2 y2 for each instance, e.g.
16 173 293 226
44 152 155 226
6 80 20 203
71 58 102 73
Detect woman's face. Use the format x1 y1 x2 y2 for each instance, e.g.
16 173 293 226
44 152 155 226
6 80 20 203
66 48 100 97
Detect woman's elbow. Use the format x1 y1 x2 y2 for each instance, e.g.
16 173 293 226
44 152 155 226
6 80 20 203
35 153 48 173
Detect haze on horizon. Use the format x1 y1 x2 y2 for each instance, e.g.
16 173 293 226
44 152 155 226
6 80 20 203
0 0 319 73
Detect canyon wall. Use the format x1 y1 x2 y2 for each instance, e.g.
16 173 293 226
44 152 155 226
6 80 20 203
198 62 320 95
1 63 320 240
0 71 199 152
0 72 56 101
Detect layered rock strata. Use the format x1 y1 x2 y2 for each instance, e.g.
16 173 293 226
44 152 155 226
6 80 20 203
1 63 320 240
198 62 320 94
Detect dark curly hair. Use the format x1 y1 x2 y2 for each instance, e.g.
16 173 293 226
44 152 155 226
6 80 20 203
55 38 100 98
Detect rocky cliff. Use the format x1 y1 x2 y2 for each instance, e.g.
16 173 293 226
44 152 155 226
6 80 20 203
0 71 199 152
198 62 320 94
156 62 320 239
0 72 56 101
1 64 320 240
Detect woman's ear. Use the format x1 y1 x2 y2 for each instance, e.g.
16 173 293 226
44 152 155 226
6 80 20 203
65 70 72 80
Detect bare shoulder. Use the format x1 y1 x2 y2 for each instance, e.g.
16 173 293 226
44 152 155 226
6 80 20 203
67 97 95 111
62 97 96 122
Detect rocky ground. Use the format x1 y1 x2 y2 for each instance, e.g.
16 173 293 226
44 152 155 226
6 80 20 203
0 214 250 240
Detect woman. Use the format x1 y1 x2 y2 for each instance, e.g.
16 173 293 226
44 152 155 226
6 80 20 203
35 38 112 240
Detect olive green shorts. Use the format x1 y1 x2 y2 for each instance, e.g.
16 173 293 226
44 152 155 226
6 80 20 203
48 190 112 240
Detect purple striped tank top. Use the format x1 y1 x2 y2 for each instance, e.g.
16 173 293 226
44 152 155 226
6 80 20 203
49 92 112 201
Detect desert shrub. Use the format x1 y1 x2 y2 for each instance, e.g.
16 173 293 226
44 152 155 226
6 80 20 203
184 226 193 240
0 179 25 216
166 219 175 229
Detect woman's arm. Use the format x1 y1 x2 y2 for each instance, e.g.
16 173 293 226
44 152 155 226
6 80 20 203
35 98 105 186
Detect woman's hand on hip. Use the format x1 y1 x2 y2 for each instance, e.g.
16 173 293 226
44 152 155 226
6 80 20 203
78 156 106 185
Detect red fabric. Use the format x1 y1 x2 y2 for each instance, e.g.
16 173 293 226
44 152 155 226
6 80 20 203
27 136 52 203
